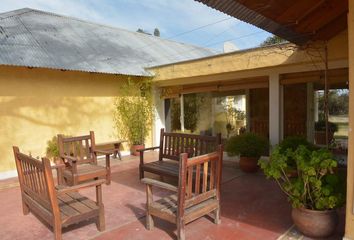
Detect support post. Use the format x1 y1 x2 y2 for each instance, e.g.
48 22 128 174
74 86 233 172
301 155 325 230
180 94 185 131
269 73 280 146
345 0 354 238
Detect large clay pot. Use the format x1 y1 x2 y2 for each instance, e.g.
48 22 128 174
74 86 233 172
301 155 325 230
131 144 144 156
239 156 259 173
291 207 338 238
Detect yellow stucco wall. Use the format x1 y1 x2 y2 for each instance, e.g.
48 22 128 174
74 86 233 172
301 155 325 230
150 31 348 86
0 65 149 173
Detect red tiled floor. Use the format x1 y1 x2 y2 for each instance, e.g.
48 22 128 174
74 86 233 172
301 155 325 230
0 153 345 240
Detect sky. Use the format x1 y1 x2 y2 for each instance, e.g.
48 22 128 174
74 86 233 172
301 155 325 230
0 0 271 52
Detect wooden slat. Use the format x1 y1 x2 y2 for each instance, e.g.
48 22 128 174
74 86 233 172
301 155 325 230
202 161 208 193
185 190 217 208
187 166 193 199
195 165 201 194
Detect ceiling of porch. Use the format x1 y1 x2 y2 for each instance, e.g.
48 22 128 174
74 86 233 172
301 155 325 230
195 0 348 45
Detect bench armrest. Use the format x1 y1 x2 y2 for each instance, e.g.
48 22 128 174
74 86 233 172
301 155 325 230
51 163 66 170
56 179 106 194
137 146 160 152
141 178 178 192
94 149 112 155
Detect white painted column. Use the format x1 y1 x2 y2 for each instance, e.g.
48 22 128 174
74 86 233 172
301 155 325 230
152 87 165 146
180 94 185 131
269 73 280 146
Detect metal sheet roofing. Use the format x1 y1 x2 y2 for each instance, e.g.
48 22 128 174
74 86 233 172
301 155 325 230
0 8 216 76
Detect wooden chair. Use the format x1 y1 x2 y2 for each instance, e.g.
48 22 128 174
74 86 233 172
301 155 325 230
57 131 111 186
141 145 223 240
13 146 105 240
139 128 221 180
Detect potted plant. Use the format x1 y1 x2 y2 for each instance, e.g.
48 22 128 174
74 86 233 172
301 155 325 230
277 136 316 177
259 146 345 238
314 120 338 145
114 78 153 156
225 133 268 173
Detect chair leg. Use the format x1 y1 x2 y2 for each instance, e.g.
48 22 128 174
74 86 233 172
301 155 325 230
105 154 111 185
53 220 62 240
22 200 30 215
96 185 106 231
214 207 221 224
146 184 154 230
139 166 144 179
177 220 185 240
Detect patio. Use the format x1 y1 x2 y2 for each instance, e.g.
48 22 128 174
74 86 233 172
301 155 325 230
0 153 345 240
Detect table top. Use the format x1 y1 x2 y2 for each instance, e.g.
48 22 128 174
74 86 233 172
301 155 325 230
96 140 127 146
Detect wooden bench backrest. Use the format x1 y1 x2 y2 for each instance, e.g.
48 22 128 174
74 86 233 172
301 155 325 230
13 147 58 214
178 145 223 213
58 131 97 164
159 129 221 161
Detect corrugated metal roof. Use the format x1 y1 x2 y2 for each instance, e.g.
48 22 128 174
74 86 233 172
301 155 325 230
0 8 216 76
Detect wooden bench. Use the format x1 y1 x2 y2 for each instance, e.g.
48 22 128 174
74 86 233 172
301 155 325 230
95 140 126 160
139 129 221 179
13 146 105 240
141 145 223 240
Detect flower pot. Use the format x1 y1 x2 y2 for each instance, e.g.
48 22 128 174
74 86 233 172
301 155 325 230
131 144 144 156
291 207 338 238
239 156 259 173
314 131 334 145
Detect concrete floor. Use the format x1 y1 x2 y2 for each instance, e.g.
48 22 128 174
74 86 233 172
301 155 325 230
0 152 344 240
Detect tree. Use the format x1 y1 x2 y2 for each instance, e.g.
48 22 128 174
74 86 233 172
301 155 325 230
153 28 160 37
260 35 287 46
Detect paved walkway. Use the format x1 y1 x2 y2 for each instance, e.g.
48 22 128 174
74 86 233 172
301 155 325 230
0 153 344 240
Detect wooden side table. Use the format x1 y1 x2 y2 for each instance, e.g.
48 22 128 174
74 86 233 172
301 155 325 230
96 140 127 160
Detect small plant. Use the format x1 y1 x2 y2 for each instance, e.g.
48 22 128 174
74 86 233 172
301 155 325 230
225 133 268 158
315 120 338 132
259 145 345 210
46 136 59 160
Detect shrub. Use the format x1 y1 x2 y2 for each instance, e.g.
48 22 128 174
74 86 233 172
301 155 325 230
259 146 345 210
46 136 59 160
225 133 269 158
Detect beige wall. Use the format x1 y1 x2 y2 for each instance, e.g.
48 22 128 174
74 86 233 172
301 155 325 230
150 31 348 87
0 66 148 173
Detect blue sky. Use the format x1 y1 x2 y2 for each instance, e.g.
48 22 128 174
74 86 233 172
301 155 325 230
0 0 271 52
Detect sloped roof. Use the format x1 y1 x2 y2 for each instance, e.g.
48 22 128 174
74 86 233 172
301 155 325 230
196 0 348 45
0 8 216 76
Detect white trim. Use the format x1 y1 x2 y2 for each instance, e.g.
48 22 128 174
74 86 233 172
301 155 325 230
0 170 18 180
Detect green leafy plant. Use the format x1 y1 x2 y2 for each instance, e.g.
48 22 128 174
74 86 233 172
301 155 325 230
225 133 269 158
259 145 345 210
278 136 316 168
114 78 153 145
46 136 59 160
315 120 338 132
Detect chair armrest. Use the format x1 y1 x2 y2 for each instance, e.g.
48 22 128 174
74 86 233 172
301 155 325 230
56 179 106 195
137 146 160 152
141 178 178 192
61 155 78 163
51 163 66 170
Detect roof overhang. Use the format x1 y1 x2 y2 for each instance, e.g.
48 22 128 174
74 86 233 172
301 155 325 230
196 0 348 45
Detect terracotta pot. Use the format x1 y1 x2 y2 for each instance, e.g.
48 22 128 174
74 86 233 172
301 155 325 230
239 156 259 173
131 144 144 156
291 207 338 238
314 131 334 145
